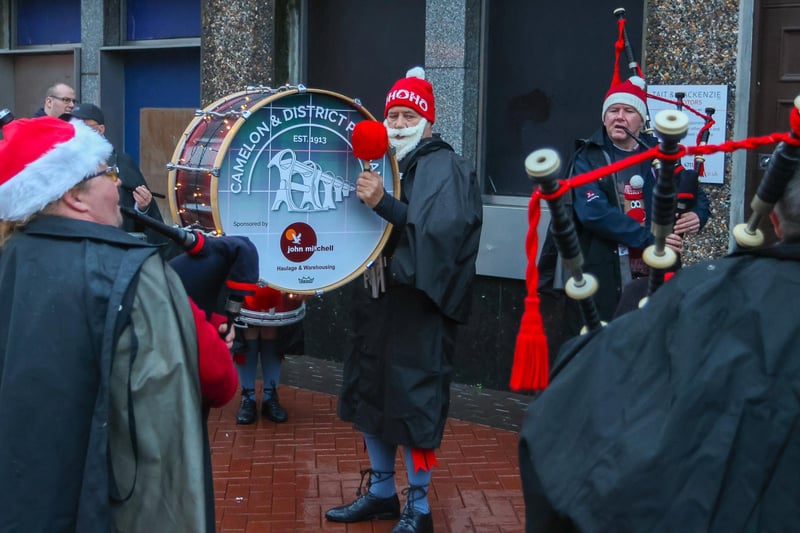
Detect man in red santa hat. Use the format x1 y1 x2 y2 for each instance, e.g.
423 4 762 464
325 67 483 532
0 116 238 532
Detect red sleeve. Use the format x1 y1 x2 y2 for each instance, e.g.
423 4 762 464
188 299 239 408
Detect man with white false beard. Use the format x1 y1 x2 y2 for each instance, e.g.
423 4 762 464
325 67 483 533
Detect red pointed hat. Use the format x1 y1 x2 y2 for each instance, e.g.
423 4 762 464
0 116 112 221
601 76 647 123
384 66 436 124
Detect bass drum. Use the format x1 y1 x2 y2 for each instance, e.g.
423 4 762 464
168 86 399 295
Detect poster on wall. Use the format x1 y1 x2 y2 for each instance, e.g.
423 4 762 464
647 85 728 185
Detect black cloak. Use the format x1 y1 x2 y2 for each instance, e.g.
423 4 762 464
337 137 483 449
519 243 800 532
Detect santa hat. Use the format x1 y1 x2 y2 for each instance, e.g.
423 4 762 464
601 76 647 123
0 116 112 222
384 66 436 123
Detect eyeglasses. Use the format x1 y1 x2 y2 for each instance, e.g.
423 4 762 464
83 166 120 183
49 96 78 105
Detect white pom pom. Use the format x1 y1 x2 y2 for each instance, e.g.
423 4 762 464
629 175 644 189
406 66 426 80
629 76 646 89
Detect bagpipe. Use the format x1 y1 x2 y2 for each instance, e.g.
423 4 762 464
120 206 259 333
509 7 800 393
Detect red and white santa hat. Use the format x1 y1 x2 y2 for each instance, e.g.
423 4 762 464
384 66 436 124
601 76 647 123
0 116 112 222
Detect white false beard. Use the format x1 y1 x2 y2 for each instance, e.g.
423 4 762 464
385 118 427 161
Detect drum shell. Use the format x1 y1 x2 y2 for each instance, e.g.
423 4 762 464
238 288 306 327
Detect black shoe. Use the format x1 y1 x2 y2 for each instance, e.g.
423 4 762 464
391 505 434 533
325 492 401 523
261 383 288 423
235 396 257 425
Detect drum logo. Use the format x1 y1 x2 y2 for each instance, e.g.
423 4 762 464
268 148 356 212
280 222 318 262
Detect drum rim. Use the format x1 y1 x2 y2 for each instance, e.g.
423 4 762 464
237 302 306 326
169 87 401 295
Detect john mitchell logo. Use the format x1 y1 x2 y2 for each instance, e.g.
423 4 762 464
280 222 317 262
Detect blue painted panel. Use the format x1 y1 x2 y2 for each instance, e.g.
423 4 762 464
126 0 200 40
123 48 200 162
16 0 80 45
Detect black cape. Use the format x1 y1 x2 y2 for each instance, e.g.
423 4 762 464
519 242 800 532
0 217 156 529
337 138 483 449
388 138 484 324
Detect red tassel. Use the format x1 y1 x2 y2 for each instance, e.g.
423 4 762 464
410 448 438 473
509 190 550 392
610 18 626 88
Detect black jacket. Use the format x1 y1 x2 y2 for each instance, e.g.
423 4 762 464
569 128 710 321
0 217 156 529
519 241 800 532
0 216 217 531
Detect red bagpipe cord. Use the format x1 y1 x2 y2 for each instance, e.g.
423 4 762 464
508 189 550 392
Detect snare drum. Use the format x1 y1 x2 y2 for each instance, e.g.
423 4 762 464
168 86 399 296
238 284 306 327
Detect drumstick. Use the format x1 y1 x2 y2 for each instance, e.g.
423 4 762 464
121 182 166 199
352 120 389 171
352 120 389 206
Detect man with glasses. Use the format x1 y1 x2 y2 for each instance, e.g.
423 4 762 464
0 116 239 532
64 102 179 259
33 82 77 118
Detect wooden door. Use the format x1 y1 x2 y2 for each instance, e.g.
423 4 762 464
747 0 800 244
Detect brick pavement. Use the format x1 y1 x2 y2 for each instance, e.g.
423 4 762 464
208 356 531 532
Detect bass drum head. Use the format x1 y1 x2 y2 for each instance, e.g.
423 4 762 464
170 87 399 295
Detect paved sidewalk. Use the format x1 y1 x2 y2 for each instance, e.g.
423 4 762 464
209 355 532 532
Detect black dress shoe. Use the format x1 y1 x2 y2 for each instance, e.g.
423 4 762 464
391 505 434 533
261 384 288 423
325 492 401 523
236 396 257 425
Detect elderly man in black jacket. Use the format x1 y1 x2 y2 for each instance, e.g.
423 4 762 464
325 67 483 533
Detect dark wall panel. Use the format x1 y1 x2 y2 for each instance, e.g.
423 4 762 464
485 1 644 196
306 0 425 119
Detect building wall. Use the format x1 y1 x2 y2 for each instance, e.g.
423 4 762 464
0 0 750 391
646 0 749 262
